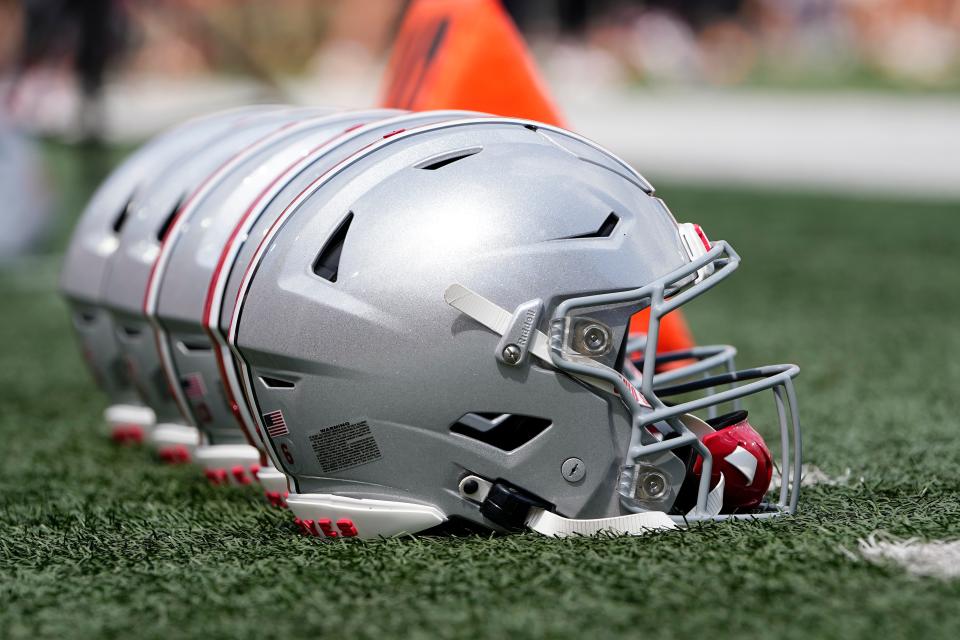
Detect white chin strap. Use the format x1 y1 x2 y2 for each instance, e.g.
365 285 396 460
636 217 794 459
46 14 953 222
527 508 676 537
461 472 725 538
685 473 726 520
526 474 724 537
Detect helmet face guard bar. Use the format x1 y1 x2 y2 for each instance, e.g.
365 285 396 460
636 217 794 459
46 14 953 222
625 341 743 419
549 240 802 521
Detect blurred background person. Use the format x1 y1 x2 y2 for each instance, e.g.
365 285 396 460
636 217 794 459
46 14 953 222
5 0 132 141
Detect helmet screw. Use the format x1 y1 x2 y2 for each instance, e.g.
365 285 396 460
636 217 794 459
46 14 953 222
580 323 609 354
502 344 522 365
462 478 479 495
561 457 586 482
638 471 667 499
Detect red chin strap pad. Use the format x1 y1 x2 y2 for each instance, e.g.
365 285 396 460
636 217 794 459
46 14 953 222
693 418 774 511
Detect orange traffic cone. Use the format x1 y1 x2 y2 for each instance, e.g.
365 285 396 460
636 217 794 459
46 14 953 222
629 308 695 355
380 0 694 355
380 0 563 122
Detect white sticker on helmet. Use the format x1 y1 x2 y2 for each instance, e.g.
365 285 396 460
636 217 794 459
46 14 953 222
724 445 759 486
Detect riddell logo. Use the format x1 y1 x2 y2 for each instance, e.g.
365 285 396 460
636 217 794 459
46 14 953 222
516 308 537 347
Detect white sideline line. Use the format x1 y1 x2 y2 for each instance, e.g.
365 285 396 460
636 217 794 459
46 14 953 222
770 464 855 490
853 533 960 580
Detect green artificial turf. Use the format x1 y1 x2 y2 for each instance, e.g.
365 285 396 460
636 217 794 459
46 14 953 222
2 145 959 640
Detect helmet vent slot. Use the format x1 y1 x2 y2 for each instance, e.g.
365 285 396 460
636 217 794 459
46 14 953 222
416 147 482 171
312 212 353 282
554 212 619 240
119 325 142 338
450 412 551 451
156 195 184 242
260 375 295 389
112 197 134 234
177 340 211 353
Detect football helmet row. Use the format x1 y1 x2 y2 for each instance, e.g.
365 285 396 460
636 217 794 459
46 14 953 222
62 107 802 538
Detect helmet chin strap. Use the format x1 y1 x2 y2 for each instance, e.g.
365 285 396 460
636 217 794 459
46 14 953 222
527 507 676 537
529 475 723 537
460 472 724 538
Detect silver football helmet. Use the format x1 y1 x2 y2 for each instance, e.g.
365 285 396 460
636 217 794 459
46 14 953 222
229 116 802 538
196 109 483 500
60 105 280 445
99 106 324 463
147 108 411 488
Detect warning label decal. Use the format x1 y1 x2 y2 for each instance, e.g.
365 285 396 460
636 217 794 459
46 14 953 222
309 419 382 473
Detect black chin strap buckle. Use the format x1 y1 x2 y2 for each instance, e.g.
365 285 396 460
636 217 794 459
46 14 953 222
480 481 553 531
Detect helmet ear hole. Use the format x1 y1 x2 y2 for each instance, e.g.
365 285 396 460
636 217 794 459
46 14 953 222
706 410 749 430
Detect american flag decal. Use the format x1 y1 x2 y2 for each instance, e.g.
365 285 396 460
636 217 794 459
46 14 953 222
262 409 289 438
182 372 206 399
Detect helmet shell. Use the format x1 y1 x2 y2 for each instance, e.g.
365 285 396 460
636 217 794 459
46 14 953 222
60 106 281 408
234 118 688 527
205 110 483 457
101 107 322 425
153 109 402 445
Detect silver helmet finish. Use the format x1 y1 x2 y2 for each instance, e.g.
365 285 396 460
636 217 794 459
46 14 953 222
60 106 280 443
148 109 401 483
99 106 321 459
230 117 802 538
202 110 482 477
